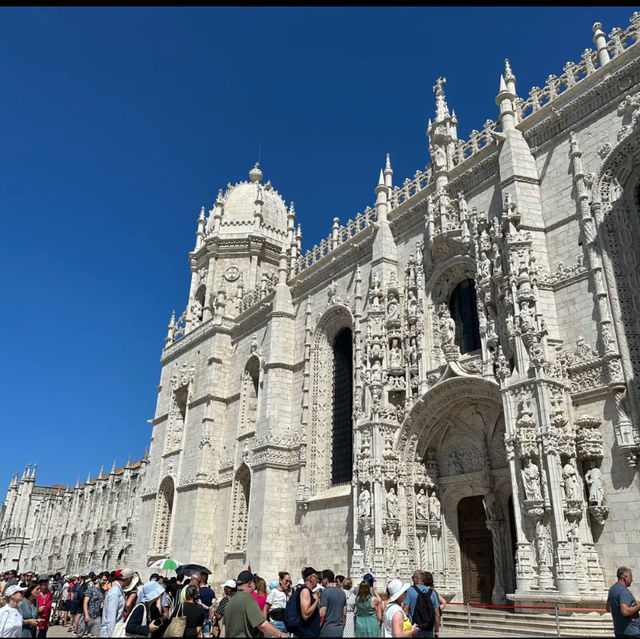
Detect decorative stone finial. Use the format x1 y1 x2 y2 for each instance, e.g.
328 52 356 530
249 162 263 183
433 77 449 121
111 459 117 474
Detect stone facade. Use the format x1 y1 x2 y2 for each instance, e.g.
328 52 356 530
0 460 146 575
2 13 640 607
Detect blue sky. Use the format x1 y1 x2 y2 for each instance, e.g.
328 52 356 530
0 6 635 489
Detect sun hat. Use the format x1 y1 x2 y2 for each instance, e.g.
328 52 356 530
222 579 237 589
386 578 411 603
139 580 166 603
267 580 279 593
5 585 27 597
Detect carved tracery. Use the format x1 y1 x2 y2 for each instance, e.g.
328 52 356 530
151 476 174 556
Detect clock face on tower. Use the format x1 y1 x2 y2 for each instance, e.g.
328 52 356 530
224 266 240 282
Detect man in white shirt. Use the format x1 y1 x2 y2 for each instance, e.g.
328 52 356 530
99 568 136 637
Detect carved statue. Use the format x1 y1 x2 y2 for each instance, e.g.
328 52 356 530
447 451 463 475
521 457 542 501
438 304 456 346
371 360 382 384
519 300 536 333
358 487 371 518
387 293 399 320
428 491 441 521
585 467 605 507
416 488 428 520
478 251 491 280
562 459 583 502
386 487 399 519
409 335 418 366
389 338 402 368
536 521 554 567
407 290 418 316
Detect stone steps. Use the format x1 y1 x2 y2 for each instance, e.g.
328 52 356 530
440 605 612 637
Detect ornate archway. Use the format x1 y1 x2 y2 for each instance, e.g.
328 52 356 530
398 376 513 603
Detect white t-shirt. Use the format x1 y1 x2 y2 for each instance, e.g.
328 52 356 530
0 605 23 638
265 588 289 611
382 602 407 638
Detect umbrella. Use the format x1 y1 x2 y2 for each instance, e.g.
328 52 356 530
176 563 211 575
147 558 182 571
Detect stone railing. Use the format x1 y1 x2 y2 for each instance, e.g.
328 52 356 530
452 119 498 167
516 14 639 121
389 169 431 209
238 274 277 314
296 207 377 273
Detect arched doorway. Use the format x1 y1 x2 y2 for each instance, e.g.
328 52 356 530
458 496 494 603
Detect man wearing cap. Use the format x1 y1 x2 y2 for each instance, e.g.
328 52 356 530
294 567 322 638
0 584 28 637
213 579 236 635
99 568 137 638
223 571 288 638
36 575 53 638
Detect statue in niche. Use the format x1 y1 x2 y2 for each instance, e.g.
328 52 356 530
358 487 371 518
408 335 418 366
407 290 418 316
562 459 583 501
438 304 456 346
387 293 399 320
384 437 393 456
585 466 605 507
519 300 536 333
447 451 463 475
389 339 402 368
521 457 542 501
478 251 491 280
386 487 399 519
371 360 382 384
433 146 447 172
429 491 441 521
536 521 553 567
416 488 428 520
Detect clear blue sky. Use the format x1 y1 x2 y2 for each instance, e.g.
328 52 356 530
1 7 634 489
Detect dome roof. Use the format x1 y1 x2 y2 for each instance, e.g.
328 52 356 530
220 164 288 235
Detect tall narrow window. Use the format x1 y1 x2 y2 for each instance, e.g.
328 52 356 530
332 328 353 484
228 465 250 553
449 279 481 354
240 358 260 435
151 477 174 555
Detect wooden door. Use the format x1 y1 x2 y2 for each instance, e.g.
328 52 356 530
458 495 494 603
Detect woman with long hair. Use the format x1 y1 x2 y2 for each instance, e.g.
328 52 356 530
251 577 268 613
264 572 292 634
18 584 40 638
354 580 381 637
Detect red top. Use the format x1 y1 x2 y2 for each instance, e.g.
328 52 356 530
37 590 53 629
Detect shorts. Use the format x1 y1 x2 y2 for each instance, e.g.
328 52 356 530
70 602 80 615
64 601 73 612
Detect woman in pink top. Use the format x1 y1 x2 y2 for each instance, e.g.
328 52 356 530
251 577 268 616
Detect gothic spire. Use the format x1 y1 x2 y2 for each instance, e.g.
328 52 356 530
384 153 393 188
433 76 450 122
111 459 117 474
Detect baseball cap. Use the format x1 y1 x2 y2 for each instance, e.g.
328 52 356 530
363 573 376 584
302 567 318 580
88 571 96 579
222 579 237 589
37 574 50 583
235 570 257 585
5 585 27 597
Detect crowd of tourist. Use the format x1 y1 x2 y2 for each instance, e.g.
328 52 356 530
0 566 446 638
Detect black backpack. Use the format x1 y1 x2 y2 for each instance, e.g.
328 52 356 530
411 585 435 631
284 586 304 633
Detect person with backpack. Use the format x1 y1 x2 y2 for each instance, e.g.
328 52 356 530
382 580 418 638
402 571 439 638
284 567 321 638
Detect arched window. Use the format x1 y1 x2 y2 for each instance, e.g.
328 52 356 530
228 465 250 553
449 279 481 354
332 328 353 485
151 476 174 555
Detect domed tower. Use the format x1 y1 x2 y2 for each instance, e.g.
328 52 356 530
172 163 298 336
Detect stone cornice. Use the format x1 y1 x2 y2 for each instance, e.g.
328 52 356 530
161 320 216 363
